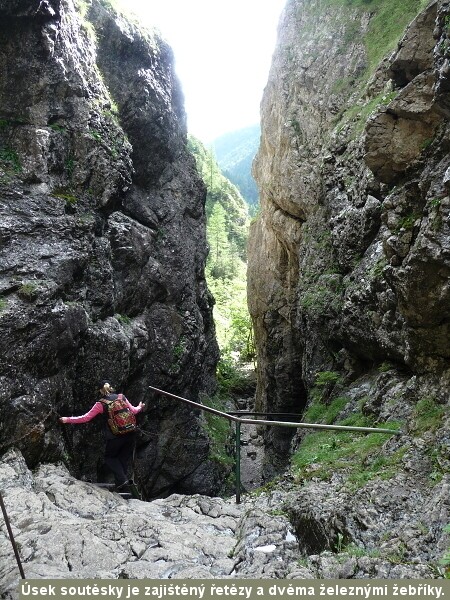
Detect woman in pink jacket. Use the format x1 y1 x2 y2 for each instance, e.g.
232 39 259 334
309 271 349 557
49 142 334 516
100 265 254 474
60 380 145 491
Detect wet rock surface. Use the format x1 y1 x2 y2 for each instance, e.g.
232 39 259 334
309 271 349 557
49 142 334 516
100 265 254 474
0 0 222 497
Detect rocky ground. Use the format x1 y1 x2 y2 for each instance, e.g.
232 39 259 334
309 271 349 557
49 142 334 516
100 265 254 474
0 449 298 596
1 443 448 598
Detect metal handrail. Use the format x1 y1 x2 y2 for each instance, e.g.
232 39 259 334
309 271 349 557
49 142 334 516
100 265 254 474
148 385 402 503
0 490 25 578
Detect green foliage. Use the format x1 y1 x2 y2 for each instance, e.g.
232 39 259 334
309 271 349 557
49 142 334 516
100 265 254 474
207 203 239 279
0 148 21 173
293 382 403 486
212 125 260 209
440 524 450 578
291 418 403 486
371 257 388 279
411 397 445 435
429 198 442 209
207 262 256 381
303 396 349 425
363 0 429 71
216 355 253 396
324 0 429 139
322 0 429 71
115 313 131 325
173 337 186 359
188 135 249 260
314 370 341 388
0 297 7 311
188 135 255 374
49 123 67 133
18 283 38 301
378 361 395 372
298 221 345 319
299 276 344 317
337 91 398 135
65 156 75 180
52 189 78 207
200 395 234 468
397 213 421 232
75 0 98 42
168 336 187 375
340 543 381 558
89 129 103 142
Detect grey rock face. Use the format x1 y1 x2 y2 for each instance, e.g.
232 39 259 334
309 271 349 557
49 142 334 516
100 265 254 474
0 450 297 593
248 0 450 472
0 0 222 496
0 450 445 596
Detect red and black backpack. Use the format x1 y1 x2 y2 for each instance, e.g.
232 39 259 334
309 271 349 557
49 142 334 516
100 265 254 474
101 394 137 435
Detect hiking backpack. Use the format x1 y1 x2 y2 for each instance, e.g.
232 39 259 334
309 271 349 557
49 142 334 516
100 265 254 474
101 394 137 435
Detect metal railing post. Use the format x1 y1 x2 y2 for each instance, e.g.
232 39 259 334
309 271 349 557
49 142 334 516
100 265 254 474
0 490 25 579
235 421 241 504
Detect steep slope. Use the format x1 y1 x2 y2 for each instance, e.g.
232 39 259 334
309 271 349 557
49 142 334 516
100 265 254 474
249 0 449 470
0 0 222 498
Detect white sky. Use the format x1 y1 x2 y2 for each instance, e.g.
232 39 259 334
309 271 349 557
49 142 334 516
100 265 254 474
120 0 286 143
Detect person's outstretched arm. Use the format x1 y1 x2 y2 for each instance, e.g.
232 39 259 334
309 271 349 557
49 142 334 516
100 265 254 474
122 397 145 415
60 402 104 424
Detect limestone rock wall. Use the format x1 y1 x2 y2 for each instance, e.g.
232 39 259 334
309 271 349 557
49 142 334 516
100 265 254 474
249 0 450 472
0 449 446 595
0 0 222 497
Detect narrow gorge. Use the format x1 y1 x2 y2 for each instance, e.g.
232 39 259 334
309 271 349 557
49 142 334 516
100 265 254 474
0 0 450 593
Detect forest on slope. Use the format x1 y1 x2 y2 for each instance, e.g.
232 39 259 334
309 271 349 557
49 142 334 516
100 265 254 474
212 125 260 214
188 136 254 389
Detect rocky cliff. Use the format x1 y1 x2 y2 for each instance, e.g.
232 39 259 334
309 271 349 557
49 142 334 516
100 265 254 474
248 0 450 572
0 0 223 498
249 0 450 474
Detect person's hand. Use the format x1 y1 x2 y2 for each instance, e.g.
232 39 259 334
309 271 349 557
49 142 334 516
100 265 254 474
59 417 68 423
138 402 146 411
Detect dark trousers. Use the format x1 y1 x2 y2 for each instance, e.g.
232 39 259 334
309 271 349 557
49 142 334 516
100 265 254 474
104 433 136 487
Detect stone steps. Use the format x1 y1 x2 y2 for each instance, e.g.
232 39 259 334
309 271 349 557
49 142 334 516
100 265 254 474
92 482 133 500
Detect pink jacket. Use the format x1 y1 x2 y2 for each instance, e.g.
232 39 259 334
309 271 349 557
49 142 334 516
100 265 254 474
64 396 143 424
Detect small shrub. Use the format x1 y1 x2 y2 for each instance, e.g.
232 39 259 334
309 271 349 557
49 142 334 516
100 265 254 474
340 543 381 559
49 123 66 133
0 148 21 172
371 257 387 279
430 198 441 209
412 397 445 435
115 314 131 325
315 370 341 387
52 190 78 207
216 355 251 396
395 213 421 232
378 361 395 372
18 283 38 300
173 338 186 359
